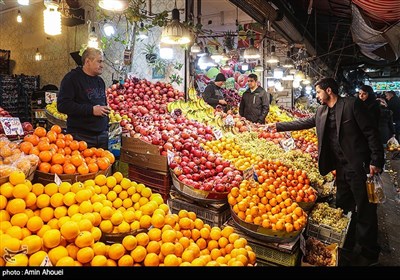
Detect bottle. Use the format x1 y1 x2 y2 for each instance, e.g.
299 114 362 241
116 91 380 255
366 175 377 203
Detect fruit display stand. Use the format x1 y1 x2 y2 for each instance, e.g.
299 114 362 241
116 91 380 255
170 170 229 202
230 207 302 243
305 203 351 248
168 190 231 227
128 164 171 202
224 218 300 266
120 136 168 172
45 109 66 130
33 165 111 185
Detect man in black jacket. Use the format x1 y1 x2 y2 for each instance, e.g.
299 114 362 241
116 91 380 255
202 73 227 109
268 77 384 266
239 73 269 124
58 48 110 149
385 90 400 141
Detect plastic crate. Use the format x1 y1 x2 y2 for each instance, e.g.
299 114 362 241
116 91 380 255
128 164 171 202
168 196 230 227
251 243 300 267
305 212 351 248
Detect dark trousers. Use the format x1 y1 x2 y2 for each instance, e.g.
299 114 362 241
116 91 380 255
68 130 109 150
335 162 380 260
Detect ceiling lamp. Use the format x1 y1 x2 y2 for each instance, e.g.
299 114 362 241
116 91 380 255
254 60 264 72
211 46 223 63
266 45 279 64
98 0 129 12
103 21 116 37
35 48 42 61
18 0 29 5
43 1 61 36
222 62 231 71
88 27 99 49
161 6 191 45
282 50 294 68
243 38 260 60
198 47 216 69
17 10 22 23
294 65 305 81
190 42 201 53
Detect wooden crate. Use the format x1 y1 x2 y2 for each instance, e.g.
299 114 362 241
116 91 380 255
120 148 167 172
128 164 171 202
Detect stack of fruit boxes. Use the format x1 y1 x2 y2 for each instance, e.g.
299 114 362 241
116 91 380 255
120 136 171 201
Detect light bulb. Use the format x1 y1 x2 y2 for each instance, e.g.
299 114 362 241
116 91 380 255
103 22 115 37
18 0 29 5
17 10 22 23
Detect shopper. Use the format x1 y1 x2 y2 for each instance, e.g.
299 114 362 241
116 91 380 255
239 73 270 124
376 98 395 146
267 77 384 266
385 90 400 141
202 73 227 110
57 47 110 150
358 85 380 128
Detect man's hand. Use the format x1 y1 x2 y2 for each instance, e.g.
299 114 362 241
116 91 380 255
265 123 276 131
219 99 227 105
93 105 110 117
370 165 382 176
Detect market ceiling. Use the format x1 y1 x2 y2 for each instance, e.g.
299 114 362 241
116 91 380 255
230 0 400 82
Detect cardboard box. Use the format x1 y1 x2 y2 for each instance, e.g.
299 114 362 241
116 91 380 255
121 136 160 155
120 148 167 172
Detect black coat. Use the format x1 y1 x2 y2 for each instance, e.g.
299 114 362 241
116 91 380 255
379 106 395 145
276 96 384 176
363 94 380 128
202 82 225 109
239 86 269 124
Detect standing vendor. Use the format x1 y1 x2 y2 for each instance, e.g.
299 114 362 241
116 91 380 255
202 73 227 109
57 47 109 149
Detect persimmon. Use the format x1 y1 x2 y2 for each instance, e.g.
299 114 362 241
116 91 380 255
78 141 87 152
70 154 84 167
97 157 110 171
50 125 62 134
55 139 66 149
77 163 89 175
52 153 65 165
37 140 50 152
19 142 33 154
63 163 76 175
38 162 51 173
24 134 40 146
39 151 53 163
50 164 63 175
69 141 79 151
47 131 57 143
34 127 47 138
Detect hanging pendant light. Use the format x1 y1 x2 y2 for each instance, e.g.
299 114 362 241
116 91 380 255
198 47 216 69
266 45 279 64
210 46 223 63
99 0 129 12
254 60 264 72
17 10 22 23
243 38 260 60
43 1 61 36
159 43 174 60
88 26 99 49
35 48 42 61
282 50 294 68
190 42 201 53
103 20 116 37
161 3 191 45
18 0 29 5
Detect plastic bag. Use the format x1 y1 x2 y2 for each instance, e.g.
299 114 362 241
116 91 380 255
366 174 386 203
387 136 399 147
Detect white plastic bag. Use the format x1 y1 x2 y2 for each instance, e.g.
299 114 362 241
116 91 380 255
387 136 399 147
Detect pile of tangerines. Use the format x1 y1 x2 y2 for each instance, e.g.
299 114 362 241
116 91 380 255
0 170 256 266
19 125 115 175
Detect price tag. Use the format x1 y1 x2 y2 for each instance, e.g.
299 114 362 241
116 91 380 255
54 173 62 186
300 231 307 256
280 137 295 152
45 91 57 104
224 115 235 126
0 117 23 136
243 167 254 180
167 150 175 165
40 255 53 266
213 129 223 140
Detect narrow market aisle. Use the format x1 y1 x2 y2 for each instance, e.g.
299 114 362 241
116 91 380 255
377 154 400 266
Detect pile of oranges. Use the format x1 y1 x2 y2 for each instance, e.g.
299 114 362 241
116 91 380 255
19 125 115 175
0 170 256 266
228 177 308 233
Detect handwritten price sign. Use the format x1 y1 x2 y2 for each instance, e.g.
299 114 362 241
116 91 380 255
0 117 23 136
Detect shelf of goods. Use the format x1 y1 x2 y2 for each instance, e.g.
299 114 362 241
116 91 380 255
305 203 351 248
0 74 39 123
34 165 112 185
224 218 300 267
45 110 66 130
168 190 231 228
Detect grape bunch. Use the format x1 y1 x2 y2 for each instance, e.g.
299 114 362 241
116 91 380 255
223 88 242 107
